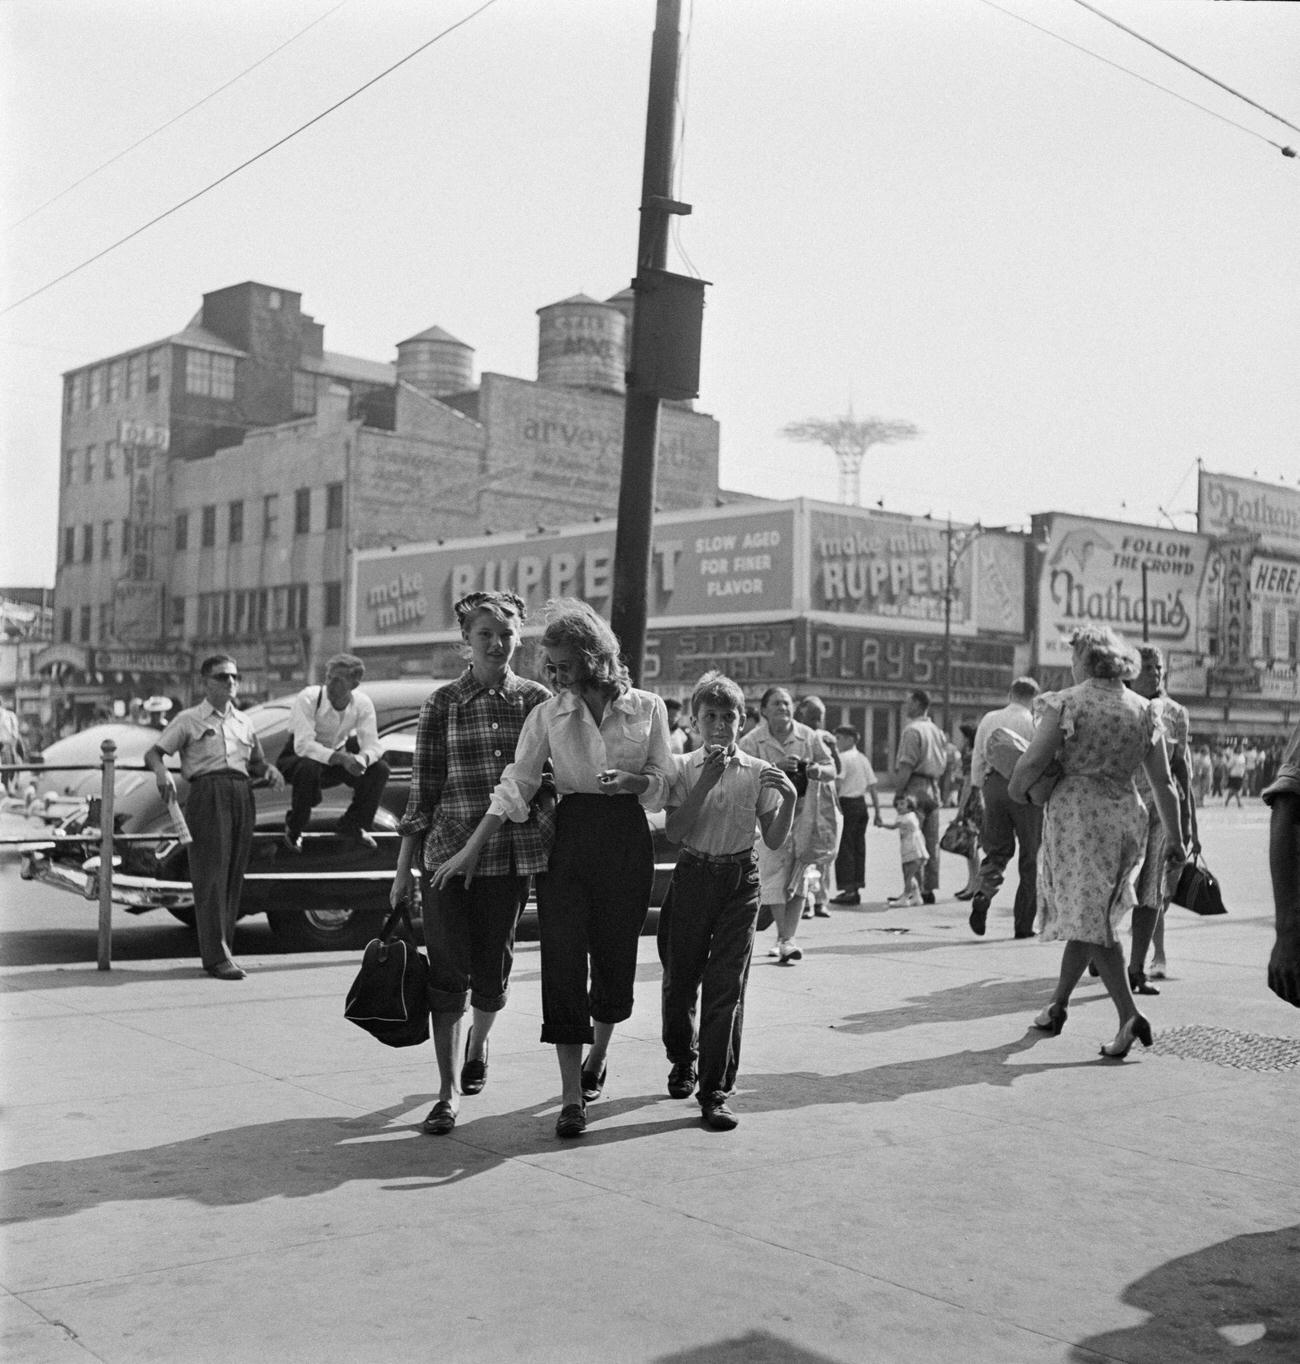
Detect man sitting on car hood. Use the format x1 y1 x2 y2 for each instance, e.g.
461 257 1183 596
279 653 390 852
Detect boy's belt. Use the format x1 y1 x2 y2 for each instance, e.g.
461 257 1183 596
680 845 755 866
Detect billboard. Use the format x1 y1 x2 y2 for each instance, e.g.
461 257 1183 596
1198 469 1300 556
1037 515 1212 667
352 506 796 646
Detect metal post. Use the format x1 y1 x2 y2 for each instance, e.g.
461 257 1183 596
1141 562 1150 642
941 519 954 734
611 0 683 683
97 738 116 970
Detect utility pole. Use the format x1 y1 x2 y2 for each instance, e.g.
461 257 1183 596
610 0 690 683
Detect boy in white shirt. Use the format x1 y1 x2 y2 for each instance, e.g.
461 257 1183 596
660 672 797 1130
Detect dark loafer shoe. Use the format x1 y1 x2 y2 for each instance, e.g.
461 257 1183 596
968 892 989 937
421 1100 457 1136
580 1057 607 1103
701 1100 739 1131
555 1103 587 1138
205 961 246 980
460 1033 489 1095
667 1062 697 1099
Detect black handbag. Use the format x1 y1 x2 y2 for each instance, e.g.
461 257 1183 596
343 899 431 1046
939 819 978 858
1170 855 1227 916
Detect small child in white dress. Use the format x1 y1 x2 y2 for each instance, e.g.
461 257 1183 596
885 795 928 906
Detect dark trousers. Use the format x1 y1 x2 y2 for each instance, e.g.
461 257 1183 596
658 852 760 1102
421 871 529 1016
834 796 869 891
536 794 653 1045
976 771 1042 935
281 755 389 839
185 772 254 969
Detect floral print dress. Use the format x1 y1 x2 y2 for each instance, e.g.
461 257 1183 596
1036 678 1162 945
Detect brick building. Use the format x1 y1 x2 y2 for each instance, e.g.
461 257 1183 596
43 282 720 720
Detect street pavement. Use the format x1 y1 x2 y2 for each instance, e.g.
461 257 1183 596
2 803 1298 1363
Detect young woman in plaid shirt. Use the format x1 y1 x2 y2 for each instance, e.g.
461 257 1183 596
392 591 553 1137
432 599 673 1139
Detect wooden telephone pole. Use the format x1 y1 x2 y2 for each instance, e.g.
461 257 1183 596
610 0 704 682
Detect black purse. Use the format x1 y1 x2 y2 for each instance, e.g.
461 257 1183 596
939 819 978 858
343 899 431 1046
1170 855 1227 916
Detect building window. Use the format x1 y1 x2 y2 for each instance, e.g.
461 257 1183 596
289 583 308 630
325 482 343 530
127 353 144 399
101 521 113 559
82 524 94 563
98 602 112 641
262 493 279 540
88 367 104 408
63 526 76 564
324 580 342 627
60 608 72 643
185 350 235 399
197 591 230 638
122 519 132 560
79 605 91 642
174 512 189 551
146 349 163 393
62 449 75 486
201 505 216 548
103 442 116 480
64 377 77 415
229 499 244 545
84 445 96 482
107 361 124 404
292 370 317 416
294 487 311 535
169 595 187 637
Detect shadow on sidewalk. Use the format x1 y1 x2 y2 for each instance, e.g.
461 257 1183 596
1070 1225 1300 1362
1 1034 1096 1228
832 976 1107 1032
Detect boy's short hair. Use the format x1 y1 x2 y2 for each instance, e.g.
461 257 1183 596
833 724 858 741
690 670 746 716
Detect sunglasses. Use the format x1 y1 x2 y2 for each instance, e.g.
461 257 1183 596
209 672 240 682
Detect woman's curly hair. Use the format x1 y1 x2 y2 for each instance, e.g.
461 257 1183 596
539 598 629 692
1069 624 1139 681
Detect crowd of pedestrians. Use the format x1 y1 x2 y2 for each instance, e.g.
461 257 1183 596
130 600 1299 1138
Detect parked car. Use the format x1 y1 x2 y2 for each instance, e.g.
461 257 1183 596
19 679 677 951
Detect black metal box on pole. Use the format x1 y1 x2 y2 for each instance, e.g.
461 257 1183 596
628 267 708 400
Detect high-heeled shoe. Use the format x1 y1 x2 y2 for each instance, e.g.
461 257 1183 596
1128 969 1160 997
1032 1002 1068 1035
1100 1014 1153 1060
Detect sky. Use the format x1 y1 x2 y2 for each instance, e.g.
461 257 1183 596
2 0 1297 587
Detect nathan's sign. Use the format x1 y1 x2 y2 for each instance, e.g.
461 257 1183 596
1038 515 1212 666
1199 470 1300 556
352 508 796 645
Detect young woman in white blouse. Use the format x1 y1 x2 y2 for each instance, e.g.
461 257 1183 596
431 599 673 1139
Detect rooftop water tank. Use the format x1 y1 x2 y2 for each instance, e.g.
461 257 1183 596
536 294 626 393
395 325 474 398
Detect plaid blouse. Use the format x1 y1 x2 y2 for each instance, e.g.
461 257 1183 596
397 668 555 876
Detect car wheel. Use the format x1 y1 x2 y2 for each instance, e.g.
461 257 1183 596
167 907 197 929
266 902 387 952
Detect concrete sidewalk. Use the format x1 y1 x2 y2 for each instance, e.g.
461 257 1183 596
3 805 1298 1363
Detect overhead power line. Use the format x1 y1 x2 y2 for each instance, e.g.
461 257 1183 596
1 0 504 318
1072 0 1300 142
976 0 1296 158
5 0 350 232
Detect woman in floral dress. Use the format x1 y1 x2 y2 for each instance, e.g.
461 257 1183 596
1009 625 1186 1058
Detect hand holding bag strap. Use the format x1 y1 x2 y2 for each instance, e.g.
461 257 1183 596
377 896 416 944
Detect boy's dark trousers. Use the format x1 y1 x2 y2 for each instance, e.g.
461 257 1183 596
659 850 760 1102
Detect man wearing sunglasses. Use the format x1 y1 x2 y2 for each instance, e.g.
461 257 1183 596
145 655 283 980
